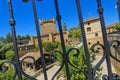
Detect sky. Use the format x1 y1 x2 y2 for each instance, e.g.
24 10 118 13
0 0 119 37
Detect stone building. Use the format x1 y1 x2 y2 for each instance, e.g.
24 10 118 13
106 23 117 34
106 23 120 41
40 18 57 35
106 25 120 76
84 17 103 48
31 31 69 47
17 40 35 57
31 18 70 47
20 52 54 74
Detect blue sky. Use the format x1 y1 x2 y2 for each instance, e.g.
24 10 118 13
0 0 119 37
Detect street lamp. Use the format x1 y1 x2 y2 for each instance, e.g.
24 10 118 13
22 0 48 80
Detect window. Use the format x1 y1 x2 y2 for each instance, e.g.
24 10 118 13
97 47 100 50
95 33 98 37
97 41 99 44
87 27 91 32
88 22 90 25
88 42 91 45
66 39 68 42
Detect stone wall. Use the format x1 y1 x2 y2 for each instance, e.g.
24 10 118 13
40 18 56 35
108 32 120 76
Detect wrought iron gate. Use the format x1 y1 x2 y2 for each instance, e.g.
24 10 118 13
0 0 120 80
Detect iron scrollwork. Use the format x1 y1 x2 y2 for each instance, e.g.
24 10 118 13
109 40 120 62
50 51 64 80
91 43 106 77
1 0 38 80
1 0 120 80
0 60 17 80
20 56 37 80
51 47 88 80
66 48 88 78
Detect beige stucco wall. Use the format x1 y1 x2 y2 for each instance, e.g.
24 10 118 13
54 31 69 43
84 19 103 48
31 31 69 47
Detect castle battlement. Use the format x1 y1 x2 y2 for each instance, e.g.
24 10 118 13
40 18 57 35
40 18 55 25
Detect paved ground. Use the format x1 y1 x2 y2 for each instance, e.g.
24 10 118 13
36 55 116 80
92 55 115 78
36 65 60 80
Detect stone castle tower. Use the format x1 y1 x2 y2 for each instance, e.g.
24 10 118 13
40 18 57 35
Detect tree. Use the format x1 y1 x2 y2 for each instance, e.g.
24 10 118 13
17 35 22 40
17 35 31 40
68 27 81 38
56 46 102 80
0 64 29 80
115 22 120 31
5 50 14 61
25 35 31 40
0 43 13 59
63 23 67 31
0 65 16 80
5 32 12 43
0 37 5 43
42 42 60 52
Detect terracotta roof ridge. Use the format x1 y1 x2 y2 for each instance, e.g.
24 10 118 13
84 17 100 23
106 23 117 29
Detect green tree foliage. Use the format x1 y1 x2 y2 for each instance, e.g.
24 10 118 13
25 35 31 40
17 34 31 40
42 42 60 52
68 27 81 38
2 43 13 51
0 64 28 80
0 64 16 80
0 34 31 79
5 32 12 43
0 37 5 43
0 43 13 59
63 23 68 31
78 24 81 29
17 35 22 40
115 22 120 31
56 46 102 80
5 50 14 61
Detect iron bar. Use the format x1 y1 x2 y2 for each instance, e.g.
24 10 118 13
8 0 22 80
31 0 48 80
96 0 114 80
54 0 70 80
75 0 93 79
117 0 120 21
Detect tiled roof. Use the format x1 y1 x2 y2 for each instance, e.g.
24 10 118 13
20 52 40 63
20 52 51 63
106 23 117 29
17 40 29 43
84 17 100 23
